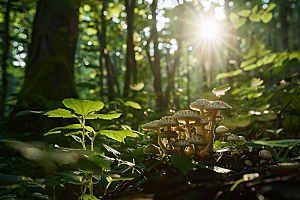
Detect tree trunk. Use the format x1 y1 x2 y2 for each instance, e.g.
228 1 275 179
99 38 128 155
123 0 137 97
280 1 289 51
0 1 10 118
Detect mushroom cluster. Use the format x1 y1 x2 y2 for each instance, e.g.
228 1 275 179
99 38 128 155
142 99 232 160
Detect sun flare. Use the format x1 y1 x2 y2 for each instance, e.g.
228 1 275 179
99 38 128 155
199 20 219 39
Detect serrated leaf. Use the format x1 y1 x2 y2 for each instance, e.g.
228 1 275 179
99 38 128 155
243 64 257 71
266 2 276 12
62 98 104 117
123 101 142 109
170 154 196 175
249 13 261 22
44 124 95 136
234 18 247 29
262 12 273 23
100 130 139 143
90 155 111 170
100 144 121 157
86 113 122 120
237 10 251 17
252 5 258 14
44 109 77 118
241 57 256 68
229 12 239 23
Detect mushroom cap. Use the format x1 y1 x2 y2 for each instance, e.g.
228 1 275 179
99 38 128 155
172 110 201 123
204 101 232 111
191 118 210 127
143 144 161 155
258 150 272 160
173 125 187 133
238 136 246 142
187 134 206 146
158 116 179 127
215 126 229 134
227 134 240 141
190 99 209 111
142 120 160 131
172 139 191 147
160 130 178 139
244 160 252 167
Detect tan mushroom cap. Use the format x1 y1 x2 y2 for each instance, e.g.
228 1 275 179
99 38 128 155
142 120 160 131
190 99 209 111
172 110 201 123
258 150 272 160
227 134 240 141
173 125 187 133
244 160 252 167
204 101 232 111
238 136 246 142
143 144 161 155
191 118 210 126
215 126 229 134
158 116 179 127
172 139 191 147
187 134 206 146
160 130 178 139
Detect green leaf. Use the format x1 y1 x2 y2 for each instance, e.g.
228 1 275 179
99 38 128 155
229 12 239 23
262 12 273 23
252 5 258 14
100 130 139 143
264 53 277 64
75 82 96 89
123 101 142 109
132 145 145 160
246 139 300 148
289 50 300 61
81 195 99 200
266 2 276 12
170 154 196 175
237 10 251 17
86 113 122 120
243 64 257 71
90 155 111 170
249 13 261 22
215 69 242 80
44 109 77 118
87 28 97 35
256 58 264 67
244 50 256 59
14 110 44 119
258 50 272 57
44 124 95 136
62 98 104 117
241 57 256 68
234 18 247 29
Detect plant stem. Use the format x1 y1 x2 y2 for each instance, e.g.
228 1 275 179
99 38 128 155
275 147 284 160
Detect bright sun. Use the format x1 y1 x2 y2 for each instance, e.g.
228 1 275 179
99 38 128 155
200 20 219 39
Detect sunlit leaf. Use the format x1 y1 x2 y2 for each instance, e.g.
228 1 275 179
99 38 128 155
87 28 97 35
262 12 273 23
241 57 256 68
170 154 196 175
246 139 300 148
229 12 239 24
100 130 139 143
129 82 144 91
252 5 258 14
124 101 142 109
258 50 272 57
85 113 122 120
44 109 77 118
249 13 261 22
289 50 300 61
264 53 277 64
44 124 95 136
244 64 257 71
63 99 104 117
212 84 230 97
266 2 276 12
234 18 247 29
237 10 251 17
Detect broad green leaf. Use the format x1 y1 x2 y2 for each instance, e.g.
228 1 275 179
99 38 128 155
90 155 111 170
264 53 277 64
289 50 300 61
243 64 257 71
44 109 77 118
14 110 44 119
216 72 230 80
266 2 276 12
132 145 145 160
81 195 99 200
234 18 247 29
256 58 264 67
124 101 142 109
100 130 139 143
229 12 239 23
258 50 272 57
246 139 300 148
87 28 97 35
252 5 258 14
62 99 104 117
86 113 122 120
262 12 273 23
44 124 95 136
240 57 256 68
215 69 242 80
75 82 96 89
244 50 256 59
237 10 251 17
170 154 196 175
249 13 261 22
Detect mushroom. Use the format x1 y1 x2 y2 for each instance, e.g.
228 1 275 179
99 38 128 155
258 150 272 160
190 99 209 116
202 101 232 153
172 110 201 138
160 130 178 149
232 149 240 165
172 139 191 155
157 116 179 150
173 125 187 139
187 134 206 157
191 118 210 135
143 144 161 156
227 134 240 146
215 126 229 141
142 120 169 152
244 160 252 167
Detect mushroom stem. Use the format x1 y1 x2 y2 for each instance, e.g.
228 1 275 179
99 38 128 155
186 145 194 156
203 110 217 152
157 129 169 152
185 119 191 138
